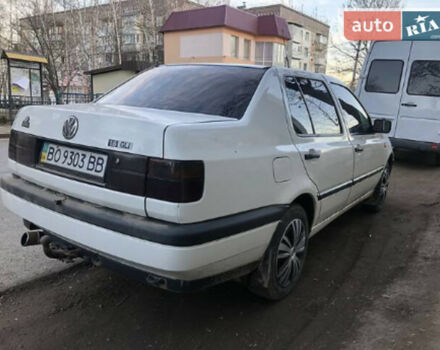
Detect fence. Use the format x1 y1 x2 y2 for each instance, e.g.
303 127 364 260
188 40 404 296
0 93 102 110
0 93 102 122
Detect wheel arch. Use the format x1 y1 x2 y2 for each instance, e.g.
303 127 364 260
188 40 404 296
388 153 395 169
291 193 317 228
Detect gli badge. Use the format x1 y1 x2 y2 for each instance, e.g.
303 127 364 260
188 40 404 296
62 116 79 140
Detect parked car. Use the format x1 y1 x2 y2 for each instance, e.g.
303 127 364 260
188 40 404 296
1 64 393 300
356 40 440 162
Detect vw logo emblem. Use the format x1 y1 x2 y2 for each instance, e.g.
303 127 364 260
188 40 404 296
62 116 79 140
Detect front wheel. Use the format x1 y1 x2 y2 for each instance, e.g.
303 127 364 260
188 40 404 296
247 205 309 300
364 163 391 213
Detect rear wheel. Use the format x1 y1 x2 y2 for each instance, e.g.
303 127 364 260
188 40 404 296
364 162 391 213
247 205 309 300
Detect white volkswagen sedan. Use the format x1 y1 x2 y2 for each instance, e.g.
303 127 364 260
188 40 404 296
1 65 393 300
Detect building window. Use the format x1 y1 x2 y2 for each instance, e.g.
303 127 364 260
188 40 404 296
304 47 309 57
255 42 285 66
230 35 239 58
156 16 164 27
303 63 308 71
291 59 301 69
256 42 272 65
244 39 251 60
318 35 328 44
123 34 139 45
157 33 163 45
305 32 310 42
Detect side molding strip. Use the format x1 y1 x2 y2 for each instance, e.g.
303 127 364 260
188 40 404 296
318 166 383 201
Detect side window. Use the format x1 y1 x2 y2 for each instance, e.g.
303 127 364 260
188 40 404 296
407 60 440 96
365 60 403 94
331 83 373 134
284 77 314 135
297 78 341 135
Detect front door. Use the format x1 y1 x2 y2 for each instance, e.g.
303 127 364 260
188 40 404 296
284 76 354 224
395 41 440 144
331 82 387 201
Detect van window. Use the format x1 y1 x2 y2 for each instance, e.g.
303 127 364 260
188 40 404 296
284 77 314 135
297 78 341 135
331 83 372 134
407 61 440 97
365 60 403 94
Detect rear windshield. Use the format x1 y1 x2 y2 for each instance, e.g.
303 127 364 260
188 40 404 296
407 60 440 97
97 65 267 119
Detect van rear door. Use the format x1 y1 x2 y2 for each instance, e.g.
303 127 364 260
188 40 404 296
357 41 411 137
395 41 440 144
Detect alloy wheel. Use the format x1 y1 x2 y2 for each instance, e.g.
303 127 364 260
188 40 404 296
378 166 390 200
276 218 307 288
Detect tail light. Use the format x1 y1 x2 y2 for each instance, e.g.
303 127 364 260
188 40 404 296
8 129 17 160
146 158 204 203
8 130 38 166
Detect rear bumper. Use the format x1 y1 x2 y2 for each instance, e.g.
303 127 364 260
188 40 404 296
1 175 283 282
41 232 260 292
390 137 440 153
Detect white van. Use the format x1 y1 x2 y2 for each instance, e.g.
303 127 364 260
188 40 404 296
356 41 440 161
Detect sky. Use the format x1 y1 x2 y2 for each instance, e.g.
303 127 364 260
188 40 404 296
232 0 440 31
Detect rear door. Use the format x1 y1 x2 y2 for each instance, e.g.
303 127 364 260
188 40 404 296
284 76 354 224
395 41 440 144
357 41 410 136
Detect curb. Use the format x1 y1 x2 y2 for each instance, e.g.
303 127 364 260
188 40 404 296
0 134 9 139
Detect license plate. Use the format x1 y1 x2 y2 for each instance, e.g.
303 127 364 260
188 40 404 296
40 142 108 178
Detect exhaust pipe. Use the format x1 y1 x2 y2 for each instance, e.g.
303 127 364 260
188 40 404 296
21 230 44 247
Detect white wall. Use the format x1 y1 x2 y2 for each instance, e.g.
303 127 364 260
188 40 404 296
93 70 135 95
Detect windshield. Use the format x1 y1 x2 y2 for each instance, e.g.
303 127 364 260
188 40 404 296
97 65 267 119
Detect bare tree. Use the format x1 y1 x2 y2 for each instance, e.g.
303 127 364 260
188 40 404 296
13 0 98 101
4 0 202 102
332 0 402 89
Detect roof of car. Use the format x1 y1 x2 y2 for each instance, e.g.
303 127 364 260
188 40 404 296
160 64 348 87
275 67 347 86
163 63 269 69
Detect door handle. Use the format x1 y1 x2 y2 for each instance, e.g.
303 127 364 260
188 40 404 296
354 144 364 153
401 102 417 107
304 149 321 160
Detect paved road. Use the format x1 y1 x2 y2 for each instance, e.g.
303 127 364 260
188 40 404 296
0 156 439 349
0 140 65 292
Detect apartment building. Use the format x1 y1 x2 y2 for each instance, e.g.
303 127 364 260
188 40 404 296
247 4 329 73
17 0 201 95
161 5 290 66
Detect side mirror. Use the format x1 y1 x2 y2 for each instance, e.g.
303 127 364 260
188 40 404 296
373 119 392 134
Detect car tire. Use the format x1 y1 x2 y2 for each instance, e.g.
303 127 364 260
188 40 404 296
247 204 309 301
363 162 391 213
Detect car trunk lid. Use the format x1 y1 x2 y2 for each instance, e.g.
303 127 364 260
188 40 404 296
14 104 230 158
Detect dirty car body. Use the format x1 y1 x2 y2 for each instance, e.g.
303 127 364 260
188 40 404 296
1 64 393 299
